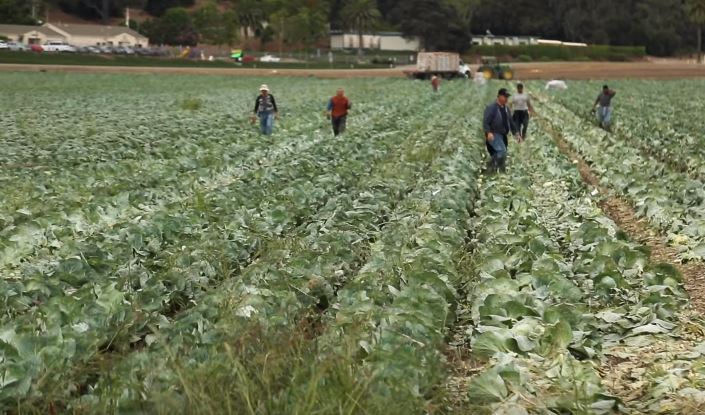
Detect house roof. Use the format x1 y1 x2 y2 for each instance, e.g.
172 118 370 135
0 24 63 37
46 23 147 39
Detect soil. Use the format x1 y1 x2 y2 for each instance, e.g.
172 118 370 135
511 61 705 80
1 61 705 79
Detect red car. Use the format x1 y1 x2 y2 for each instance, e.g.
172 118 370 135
30 44 43 53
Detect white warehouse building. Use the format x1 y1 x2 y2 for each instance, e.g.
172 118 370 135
330 31 420 51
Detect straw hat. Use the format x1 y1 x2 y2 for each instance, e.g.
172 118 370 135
259 84 270 92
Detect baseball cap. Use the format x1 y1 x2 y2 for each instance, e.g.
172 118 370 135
498 88 511 97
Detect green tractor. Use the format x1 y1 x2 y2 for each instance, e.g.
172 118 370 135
477 56 514 80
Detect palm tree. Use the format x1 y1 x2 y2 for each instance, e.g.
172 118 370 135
686 0 705 63
341 0 381 56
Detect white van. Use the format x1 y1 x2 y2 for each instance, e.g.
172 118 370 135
42 41 77 53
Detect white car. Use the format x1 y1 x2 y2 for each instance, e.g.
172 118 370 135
7 41 29 51
42 41 77 53
259 54 281 62
0 40 8 50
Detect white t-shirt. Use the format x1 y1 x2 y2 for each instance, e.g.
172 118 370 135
511 93 530 111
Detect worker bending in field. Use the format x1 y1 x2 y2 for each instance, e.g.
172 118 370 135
326 88 351 136
509 83 535 140
251 84 279 135
592 85 616 131
483 88 521 173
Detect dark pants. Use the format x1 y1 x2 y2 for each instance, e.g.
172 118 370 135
332 115 347 136
513 110 529 138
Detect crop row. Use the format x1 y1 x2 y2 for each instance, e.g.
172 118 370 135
0 81 483 410
455 127 699 413
48 90 487 413
535 95 705 261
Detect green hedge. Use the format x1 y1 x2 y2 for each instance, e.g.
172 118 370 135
468 44 646 62
0 51 388 69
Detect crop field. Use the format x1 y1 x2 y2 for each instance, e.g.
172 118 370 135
2 73 705 414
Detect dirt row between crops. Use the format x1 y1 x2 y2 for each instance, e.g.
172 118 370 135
537 117 705 314
1 61 705 79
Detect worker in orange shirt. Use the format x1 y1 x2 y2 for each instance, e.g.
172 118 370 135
431 75 440 93
326 88 352 136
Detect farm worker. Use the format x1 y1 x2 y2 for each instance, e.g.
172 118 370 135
483 88 521 173
592 85 616 130
431 75 441 92
509 83 536 140
251 84 279 135
326 88 351 136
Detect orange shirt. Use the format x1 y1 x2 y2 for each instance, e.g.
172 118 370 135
329 95 351 118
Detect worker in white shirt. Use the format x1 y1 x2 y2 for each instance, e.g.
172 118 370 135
509 83 536 141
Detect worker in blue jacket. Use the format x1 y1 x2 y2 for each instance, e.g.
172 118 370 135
483 88 521 173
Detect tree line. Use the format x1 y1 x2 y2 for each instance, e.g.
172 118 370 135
1 0 704 57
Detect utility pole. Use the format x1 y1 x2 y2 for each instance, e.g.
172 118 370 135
31 0 42 22
279 16 283 58
125 7 130 27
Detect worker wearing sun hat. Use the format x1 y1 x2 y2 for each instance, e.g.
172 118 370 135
483 88 521 173
251 84 279 135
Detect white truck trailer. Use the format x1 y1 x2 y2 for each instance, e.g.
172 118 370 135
404 52 471 80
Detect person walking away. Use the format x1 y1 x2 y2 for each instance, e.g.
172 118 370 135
483 88 521 173
509 83 535 141
251 84 278 135
327 88 351 136
431 75 441 93
592 85 616 131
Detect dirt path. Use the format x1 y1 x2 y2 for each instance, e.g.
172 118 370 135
537 117 705 313
511 61 705 80
1 61 705 79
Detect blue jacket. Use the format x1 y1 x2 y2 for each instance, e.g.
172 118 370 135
483 102 518 136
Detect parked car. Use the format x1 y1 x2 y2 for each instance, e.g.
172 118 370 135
7 41 30 51
76 45 100 54
134 47 151 56
97 45 113 54
156 47 171 56
122 46 135 55
259 54 281 62
42 41 77 53
30 44 43 53
0 40 8 50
